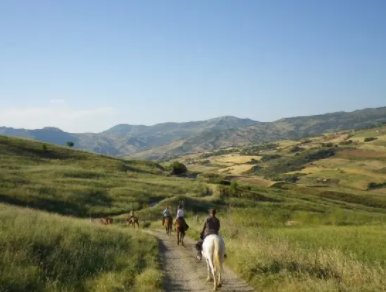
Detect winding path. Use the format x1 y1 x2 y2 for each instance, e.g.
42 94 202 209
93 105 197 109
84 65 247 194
147 229 256 292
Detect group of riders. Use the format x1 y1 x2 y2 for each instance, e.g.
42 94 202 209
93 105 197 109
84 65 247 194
162 205 225 260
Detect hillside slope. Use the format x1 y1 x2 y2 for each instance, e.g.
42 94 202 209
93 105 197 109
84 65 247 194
133 106 386 159
0 116 258 156
0 135 207 217
0 203 162 292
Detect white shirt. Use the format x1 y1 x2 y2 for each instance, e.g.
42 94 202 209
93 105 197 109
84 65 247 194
176 209 184 218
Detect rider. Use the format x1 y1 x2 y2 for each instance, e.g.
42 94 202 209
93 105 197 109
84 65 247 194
176 205 189 231
195 208 222 260
162 206 171 225
129 210 134 220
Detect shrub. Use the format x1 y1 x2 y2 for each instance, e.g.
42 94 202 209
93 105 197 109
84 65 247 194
364 137 377 142
339 140 353 145
261 154 281 162
240 143 278 155
367 182 386 190
66 141 75 148
169 161 188 175
41 144 48 152
290 145 304 153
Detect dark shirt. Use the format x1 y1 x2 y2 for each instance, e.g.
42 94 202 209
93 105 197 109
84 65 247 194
201 216 220 237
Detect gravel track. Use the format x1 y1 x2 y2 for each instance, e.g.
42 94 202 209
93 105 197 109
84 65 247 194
147 229 256 292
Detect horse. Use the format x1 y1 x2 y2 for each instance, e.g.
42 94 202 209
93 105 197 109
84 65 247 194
174 218 186 246
126 216 139 229
201 234 226 291
163 216 173 235
100 217 113 225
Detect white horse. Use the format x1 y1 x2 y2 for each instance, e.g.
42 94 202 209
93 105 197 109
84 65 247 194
202 234 226 290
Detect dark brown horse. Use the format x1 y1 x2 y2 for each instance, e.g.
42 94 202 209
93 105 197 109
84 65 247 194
100 217 113 225
175 218 186 245
126 216 139 229
163 216 173 236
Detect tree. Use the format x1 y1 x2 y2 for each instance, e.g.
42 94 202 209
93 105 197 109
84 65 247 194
41 144 48 152
169 161 187 175
67 141 75 148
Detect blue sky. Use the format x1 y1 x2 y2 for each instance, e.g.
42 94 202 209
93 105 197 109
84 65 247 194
0 0 385 132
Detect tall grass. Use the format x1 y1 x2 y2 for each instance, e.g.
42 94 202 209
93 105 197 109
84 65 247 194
0 135 207 217
0 203 163 292
188 212 386 292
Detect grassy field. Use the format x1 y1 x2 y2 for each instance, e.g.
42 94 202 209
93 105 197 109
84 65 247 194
3 132 386 292
0 203 162 292
185 182 386 292
0 135 207 217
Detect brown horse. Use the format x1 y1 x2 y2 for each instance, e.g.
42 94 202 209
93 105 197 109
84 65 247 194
100 217 113 225
175 218 186 245
126 216 139 229
163 216 173 236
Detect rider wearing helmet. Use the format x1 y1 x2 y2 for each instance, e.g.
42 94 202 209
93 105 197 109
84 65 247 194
195 208 221 260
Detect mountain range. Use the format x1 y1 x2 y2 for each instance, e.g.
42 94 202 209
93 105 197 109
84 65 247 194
1 106 386 160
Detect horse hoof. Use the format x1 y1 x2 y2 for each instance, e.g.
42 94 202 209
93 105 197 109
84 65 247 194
217 283 222 287
206 277 211 282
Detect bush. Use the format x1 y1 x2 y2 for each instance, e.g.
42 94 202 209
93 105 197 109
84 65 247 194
364 137 377 142
290 145 304 153
339 140 353 145
261 154 281 162
169 161 188 175
41 144 48 152
240 143 278 155
367 182 386 190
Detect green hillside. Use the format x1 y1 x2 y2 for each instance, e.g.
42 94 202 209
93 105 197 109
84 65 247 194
0 135 207 217
133 106 386 160
3 132 386 292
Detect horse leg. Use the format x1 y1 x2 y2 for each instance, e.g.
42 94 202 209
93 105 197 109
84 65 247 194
205 259 211 282
177 230 180 245
217 271 222 288
208 258 217 290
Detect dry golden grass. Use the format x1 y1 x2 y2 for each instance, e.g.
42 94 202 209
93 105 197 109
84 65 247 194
217 164 254 175
212 154 262 164
234 176 275 187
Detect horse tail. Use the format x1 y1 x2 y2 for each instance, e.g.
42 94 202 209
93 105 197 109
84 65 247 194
213 236 222 273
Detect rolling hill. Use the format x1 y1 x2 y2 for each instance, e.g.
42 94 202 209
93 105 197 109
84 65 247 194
2 131 386 291
132 106 386 160
1 106 386 160
0 116 258 157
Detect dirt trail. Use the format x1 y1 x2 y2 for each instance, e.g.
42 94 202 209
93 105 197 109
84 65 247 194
147 229 255 292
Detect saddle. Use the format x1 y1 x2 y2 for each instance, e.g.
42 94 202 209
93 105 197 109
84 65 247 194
175 217 189 231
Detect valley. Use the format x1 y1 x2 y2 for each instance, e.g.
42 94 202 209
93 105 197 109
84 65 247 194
1 124 386 291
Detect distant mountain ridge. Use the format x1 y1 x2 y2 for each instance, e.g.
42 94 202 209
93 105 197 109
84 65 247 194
1 107 386 160
0 116 259 156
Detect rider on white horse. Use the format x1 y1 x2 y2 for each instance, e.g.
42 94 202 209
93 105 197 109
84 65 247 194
196 208 225 260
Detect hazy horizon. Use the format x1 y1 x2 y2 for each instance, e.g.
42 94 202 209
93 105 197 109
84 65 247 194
1 105 385 134
1 0 385 132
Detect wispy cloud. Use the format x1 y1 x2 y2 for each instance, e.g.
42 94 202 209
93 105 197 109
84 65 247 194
0 106 117 133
